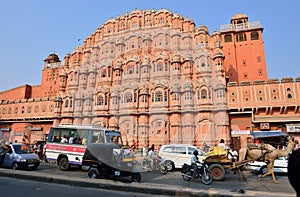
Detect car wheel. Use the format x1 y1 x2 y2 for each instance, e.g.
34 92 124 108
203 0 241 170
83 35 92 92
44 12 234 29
58 157 69 171
208 164 225 181
131 173 141 182
164 161 174 171
12 162 19 170
259 165 268 175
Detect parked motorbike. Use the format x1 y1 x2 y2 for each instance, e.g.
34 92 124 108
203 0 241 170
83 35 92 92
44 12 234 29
142 156 168 174
181 160 213 185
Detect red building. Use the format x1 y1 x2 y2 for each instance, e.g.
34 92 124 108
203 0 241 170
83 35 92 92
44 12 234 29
0 9 299 149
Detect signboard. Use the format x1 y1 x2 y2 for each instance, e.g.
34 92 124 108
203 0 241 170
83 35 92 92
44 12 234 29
260 123 270 130
231 130 250 135
286 124 300 133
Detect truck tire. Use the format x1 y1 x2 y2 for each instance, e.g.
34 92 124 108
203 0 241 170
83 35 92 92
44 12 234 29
208 164 225 181
59 157 69 171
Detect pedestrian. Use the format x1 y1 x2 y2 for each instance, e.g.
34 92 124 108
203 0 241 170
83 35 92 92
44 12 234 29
157 144 162 153
131 140 137 151
0 139 9 167
288 148 300 197
142 145 148 157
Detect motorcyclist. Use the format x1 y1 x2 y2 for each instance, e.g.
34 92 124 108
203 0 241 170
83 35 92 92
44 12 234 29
191 150 199 177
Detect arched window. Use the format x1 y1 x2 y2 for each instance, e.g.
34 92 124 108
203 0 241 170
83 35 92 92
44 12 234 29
97 95 104 105
124 92 132 103
172 93 179 101
65 99 69 108
127 65 134 74
201 89 207 99
157 63 163 71
101 69 106 77
155 91 163 102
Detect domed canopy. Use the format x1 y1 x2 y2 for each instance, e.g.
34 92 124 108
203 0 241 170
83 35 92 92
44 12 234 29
44 53 61 63
195 25 209 34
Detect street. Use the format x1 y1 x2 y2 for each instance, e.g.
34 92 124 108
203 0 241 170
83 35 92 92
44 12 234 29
35 161 295 196
0 176 161 197
0 160 296 197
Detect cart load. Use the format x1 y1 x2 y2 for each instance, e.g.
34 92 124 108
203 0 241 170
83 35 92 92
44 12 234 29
204 146 249 181
204 146 232 181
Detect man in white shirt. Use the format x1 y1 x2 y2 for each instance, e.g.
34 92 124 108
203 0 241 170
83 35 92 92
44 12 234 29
218 139 227 150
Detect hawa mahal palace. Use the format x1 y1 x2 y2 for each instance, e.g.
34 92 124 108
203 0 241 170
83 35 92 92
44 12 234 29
0 9 299 149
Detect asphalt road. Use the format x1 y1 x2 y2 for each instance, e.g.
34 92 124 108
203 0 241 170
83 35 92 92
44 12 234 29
37 161 295 196
0 176 164 197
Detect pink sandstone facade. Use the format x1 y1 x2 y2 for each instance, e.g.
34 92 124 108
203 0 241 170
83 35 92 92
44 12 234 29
0 9 299 149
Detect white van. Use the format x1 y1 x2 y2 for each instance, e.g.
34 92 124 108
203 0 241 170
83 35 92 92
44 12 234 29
158 144 206 170
3 143 40 170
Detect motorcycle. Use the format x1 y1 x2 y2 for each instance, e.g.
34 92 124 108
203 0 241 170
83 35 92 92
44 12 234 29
181 160 213 185
142 156 168 174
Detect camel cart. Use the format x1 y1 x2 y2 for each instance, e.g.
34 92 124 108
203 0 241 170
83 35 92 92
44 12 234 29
204 147 249 181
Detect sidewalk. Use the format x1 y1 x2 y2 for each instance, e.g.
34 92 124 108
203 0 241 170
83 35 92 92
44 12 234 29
0 167 295 197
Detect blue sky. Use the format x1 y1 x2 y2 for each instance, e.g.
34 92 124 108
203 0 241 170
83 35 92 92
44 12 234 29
0 1 299 92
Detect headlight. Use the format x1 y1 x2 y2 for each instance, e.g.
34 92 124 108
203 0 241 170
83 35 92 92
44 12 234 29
20 159 27 162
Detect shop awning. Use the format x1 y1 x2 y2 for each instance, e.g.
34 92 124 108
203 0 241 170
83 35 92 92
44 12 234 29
252 131 287 139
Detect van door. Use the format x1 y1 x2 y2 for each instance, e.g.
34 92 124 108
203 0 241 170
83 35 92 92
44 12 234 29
174 146 190 168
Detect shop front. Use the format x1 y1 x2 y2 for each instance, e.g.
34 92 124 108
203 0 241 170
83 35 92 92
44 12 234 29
252 130 287 148
286 124 300 143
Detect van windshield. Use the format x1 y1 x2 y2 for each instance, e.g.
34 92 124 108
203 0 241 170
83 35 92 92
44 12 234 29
13 144 33 154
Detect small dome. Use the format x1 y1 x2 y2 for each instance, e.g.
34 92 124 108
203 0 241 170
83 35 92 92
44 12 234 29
195 25 209 34
212 29 220 36
44 53 61 63
213 52 224 59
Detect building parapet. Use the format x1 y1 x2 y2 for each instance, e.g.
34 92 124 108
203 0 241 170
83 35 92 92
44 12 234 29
227 82 238 87
253 80 266 85
267 78 280 84
240 81 251 86
220 21 260 32
281 77 294 83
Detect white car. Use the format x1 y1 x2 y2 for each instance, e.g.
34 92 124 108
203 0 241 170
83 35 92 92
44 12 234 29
247 156 288 174
158 144 206 170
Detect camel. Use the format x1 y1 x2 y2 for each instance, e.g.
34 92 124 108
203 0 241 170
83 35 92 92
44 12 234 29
238 137 296 183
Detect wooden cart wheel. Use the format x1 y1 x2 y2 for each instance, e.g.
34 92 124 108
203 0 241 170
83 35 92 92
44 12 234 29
208 164 226 181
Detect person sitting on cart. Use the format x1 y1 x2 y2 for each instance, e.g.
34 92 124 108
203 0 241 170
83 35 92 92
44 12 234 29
191 150 199 177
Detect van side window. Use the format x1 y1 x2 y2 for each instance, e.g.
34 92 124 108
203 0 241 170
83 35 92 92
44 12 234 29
188 147 195 155
175 147 186 154
91 130 105 143
51 129 61 142
163 146 174 153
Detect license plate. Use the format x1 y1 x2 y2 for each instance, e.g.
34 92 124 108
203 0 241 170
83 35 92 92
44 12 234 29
115 171 120 176
28 164 34 167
